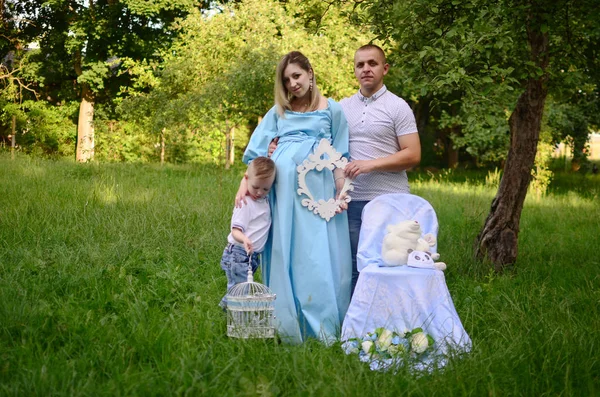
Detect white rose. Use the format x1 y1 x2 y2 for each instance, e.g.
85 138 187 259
377 329 394 350
410 332 429 354
361 340 374 355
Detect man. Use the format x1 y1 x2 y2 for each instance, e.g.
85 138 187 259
341 44 421 294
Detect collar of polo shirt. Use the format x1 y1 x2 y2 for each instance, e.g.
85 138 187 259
358 85 388 102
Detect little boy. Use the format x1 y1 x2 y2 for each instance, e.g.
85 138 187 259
219 156 276 309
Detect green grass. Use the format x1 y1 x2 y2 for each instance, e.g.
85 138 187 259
1 154 599 396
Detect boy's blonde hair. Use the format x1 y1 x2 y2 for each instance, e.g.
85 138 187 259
274 51 321 116
248 156 276 180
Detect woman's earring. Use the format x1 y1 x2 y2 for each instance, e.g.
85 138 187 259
309 79 313 93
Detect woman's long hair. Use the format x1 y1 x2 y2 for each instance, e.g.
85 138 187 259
274 51 321 116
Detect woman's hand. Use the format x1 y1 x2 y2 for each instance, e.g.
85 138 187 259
334 177 345 198
335 175 349 213
335 195 348 214
235 176 249 208
268 137 279 157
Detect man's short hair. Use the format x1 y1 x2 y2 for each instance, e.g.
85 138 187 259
356 44 386 64
249 156 276 179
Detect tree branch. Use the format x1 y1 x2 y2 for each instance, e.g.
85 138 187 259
0 64 40 100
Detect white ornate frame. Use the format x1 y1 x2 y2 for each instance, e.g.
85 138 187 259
296 139 354 221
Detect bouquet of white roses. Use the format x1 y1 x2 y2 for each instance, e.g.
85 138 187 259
343 327 436 370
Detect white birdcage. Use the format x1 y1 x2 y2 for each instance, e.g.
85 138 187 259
225 258 276 339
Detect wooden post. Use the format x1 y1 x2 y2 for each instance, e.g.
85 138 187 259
225 129 231 169
11 115 16 159
160 128 166 166
225 126 235 169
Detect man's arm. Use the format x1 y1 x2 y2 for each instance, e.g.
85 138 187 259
344 133 421 178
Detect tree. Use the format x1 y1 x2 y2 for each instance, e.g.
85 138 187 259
475 0 549 268
355 0 600 270
476 0 599 269
349 0 522 168
119 0 370 164
7 0 196 161
546 77 600 171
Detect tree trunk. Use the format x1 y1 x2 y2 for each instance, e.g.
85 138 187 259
439 127 459 168
11 115 16 159
448 126 460 169
225 126 235 169
76 83 95 162
160 128 166 166
413 97 430 137
448 103 462 168
570 121 588 171
475 7 549 271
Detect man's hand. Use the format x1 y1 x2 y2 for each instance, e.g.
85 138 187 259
344 160 375 179
343 133 421 178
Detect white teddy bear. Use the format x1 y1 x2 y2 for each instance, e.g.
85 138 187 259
381 220 446 270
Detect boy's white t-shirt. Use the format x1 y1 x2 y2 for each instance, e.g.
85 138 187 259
227 197 271 253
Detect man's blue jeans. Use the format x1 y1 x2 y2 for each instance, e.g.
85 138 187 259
348 200 369 296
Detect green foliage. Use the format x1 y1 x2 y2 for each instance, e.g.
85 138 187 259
93 121 156 163
441 102 511 165
0 100 78 157
77 62 111 92
119 0 369 163
547 96 598 168
352 0 524 166
484 168 502 190
1 158 599 394
529 140 554 198
1 0 198 159
354 0 600 167
528 123 555 199
20 0 194 100
3 0 598 166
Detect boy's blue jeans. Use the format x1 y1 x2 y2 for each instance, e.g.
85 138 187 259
219 243 260 309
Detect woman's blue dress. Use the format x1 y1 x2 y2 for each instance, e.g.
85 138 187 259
243 98 352 344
